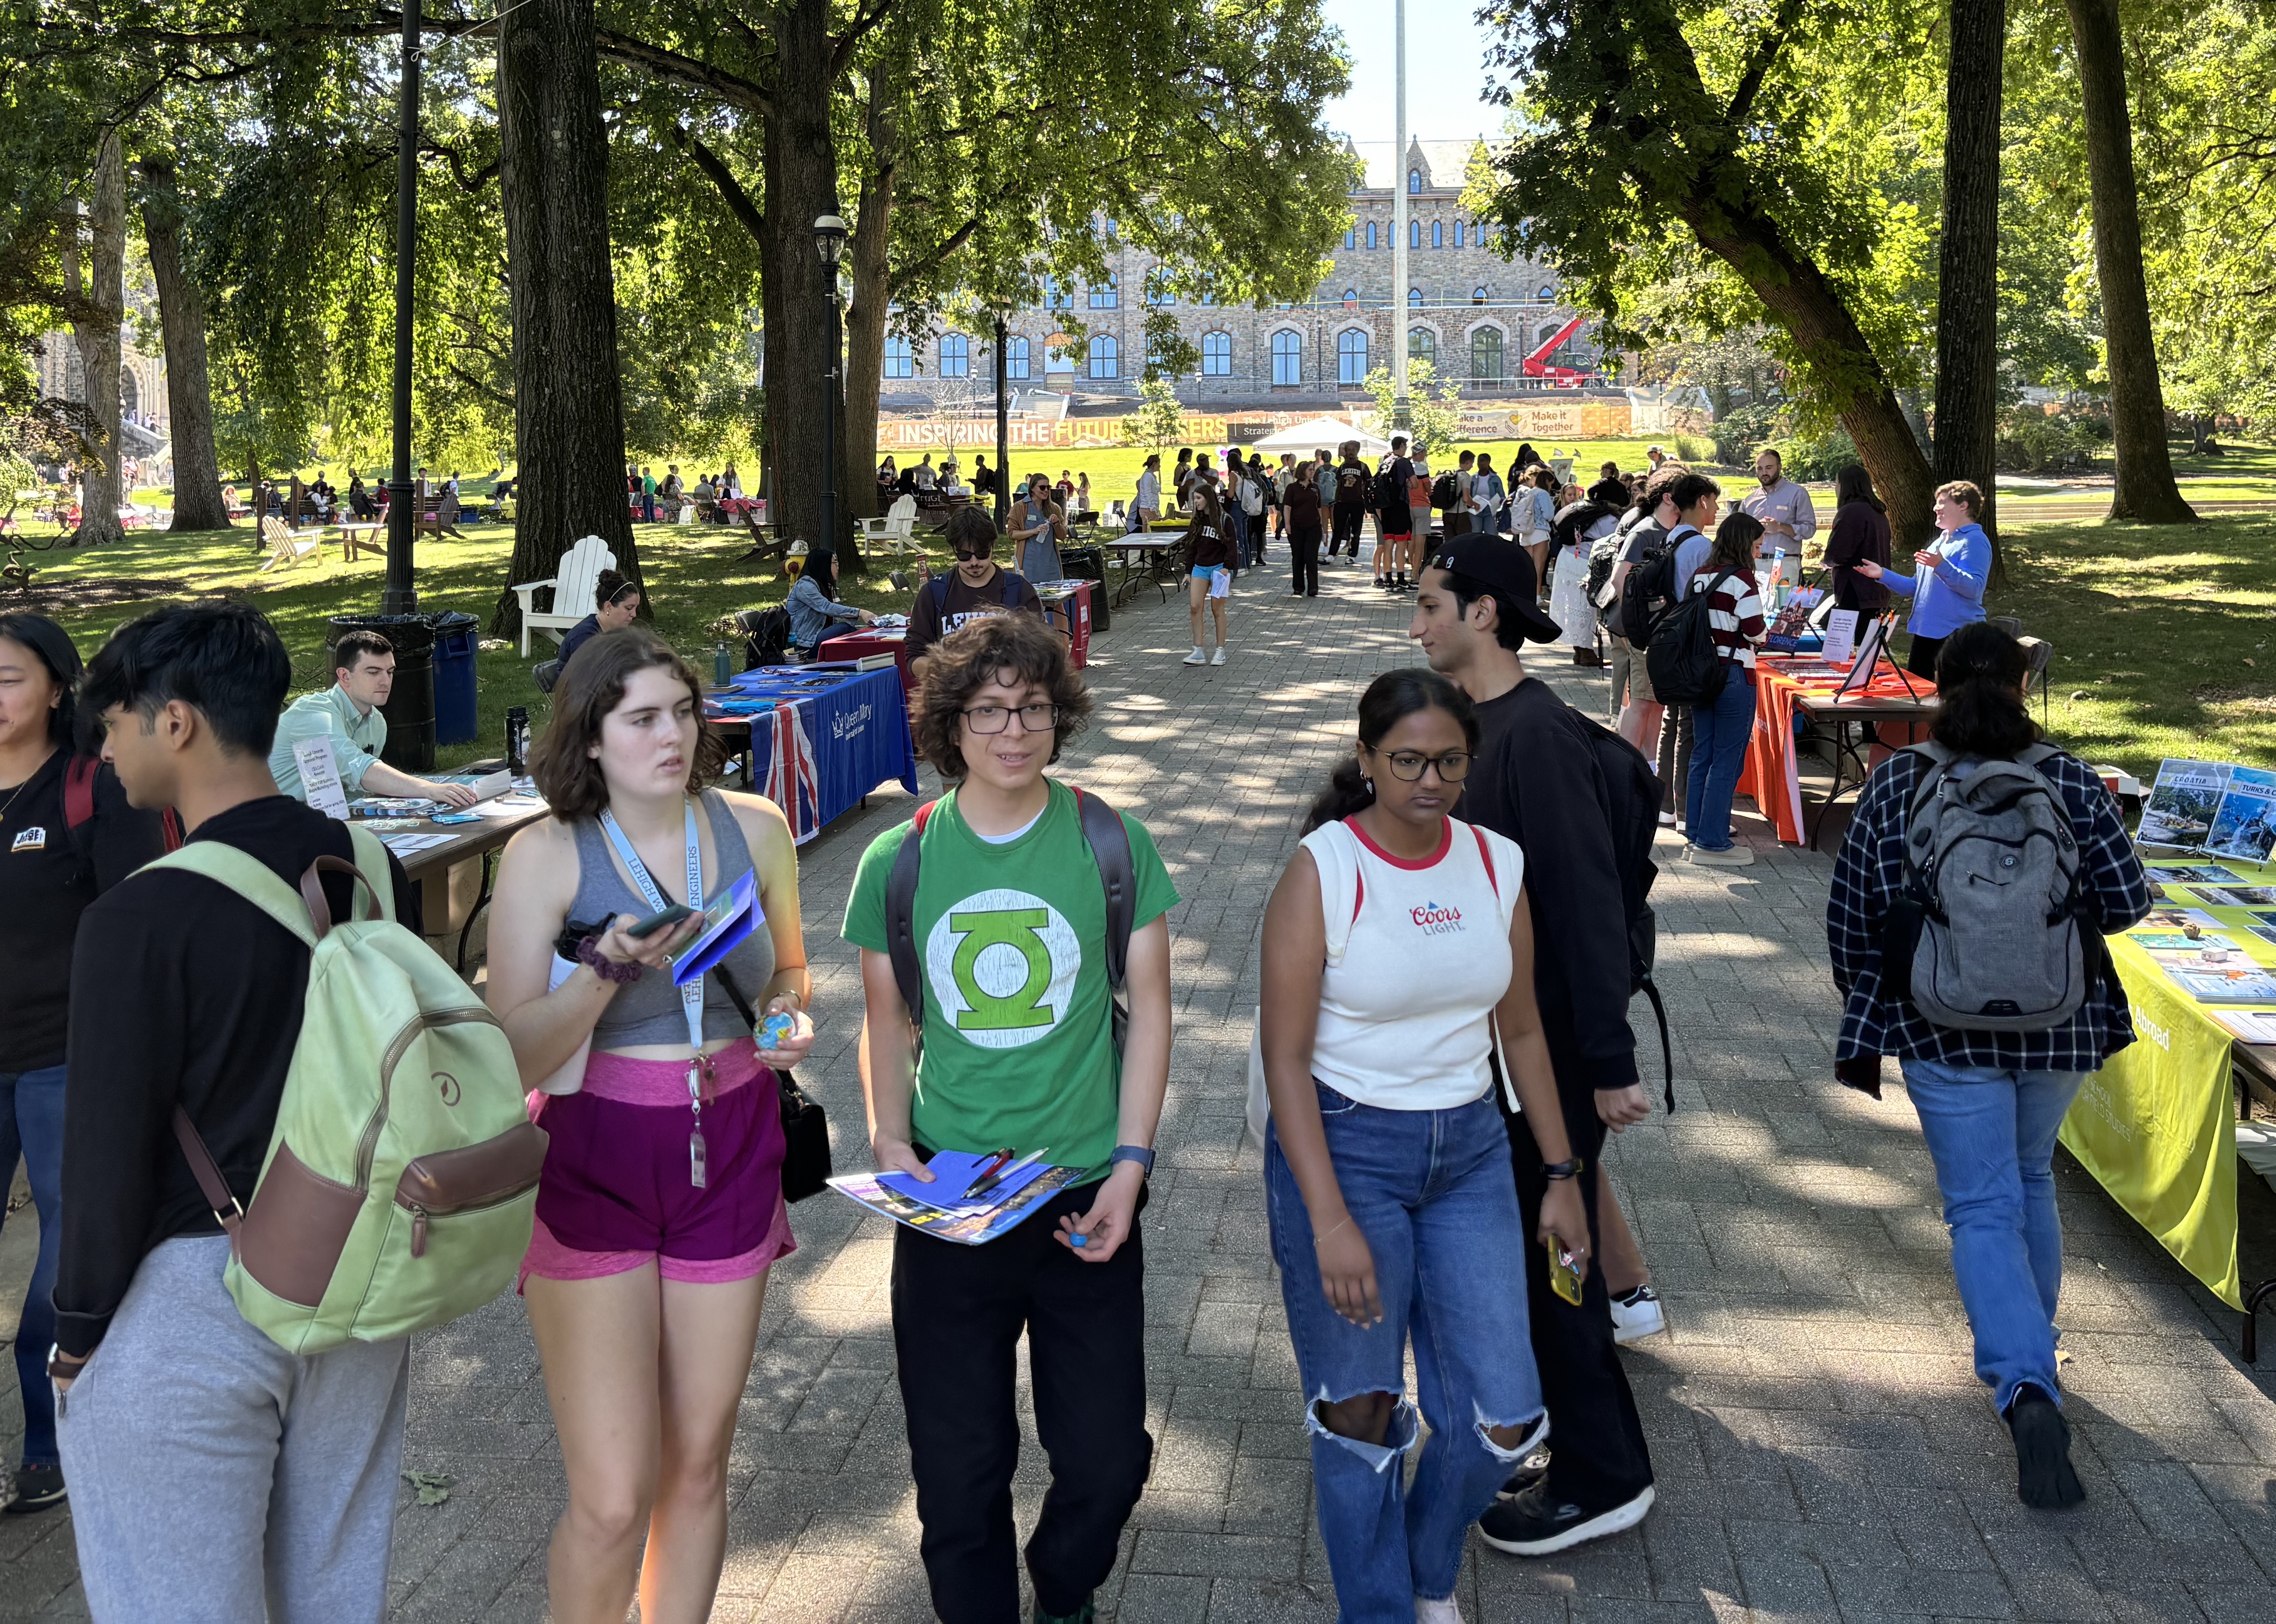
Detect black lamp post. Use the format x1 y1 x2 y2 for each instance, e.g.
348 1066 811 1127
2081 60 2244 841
382 0 421 614
814 214 848 560
994 314 1010 528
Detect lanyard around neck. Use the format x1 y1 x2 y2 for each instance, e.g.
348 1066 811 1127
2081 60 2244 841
600 799 706 1054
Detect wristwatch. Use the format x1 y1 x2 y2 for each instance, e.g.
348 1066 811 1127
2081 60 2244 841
1108 1144 1155 1178
1541 1157 1585 1182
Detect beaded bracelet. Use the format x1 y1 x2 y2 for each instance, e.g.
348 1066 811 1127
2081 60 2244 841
577 935 644 984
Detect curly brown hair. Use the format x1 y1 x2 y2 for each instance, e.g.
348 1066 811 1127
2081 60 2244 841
529 628 727 820
913 611 1093 780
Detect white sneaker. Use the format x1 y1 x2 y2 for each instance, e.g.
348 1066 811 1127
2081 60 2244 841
1610 1284 1667 1344
1209 646 1227 666
1415 1599 1463 1624
1687 843 1756 867
1182 647 1207 665
1656 811 1676 827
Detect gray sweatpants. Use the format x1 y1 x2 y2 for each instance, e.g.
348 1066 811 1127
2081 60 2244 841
58 1236 410 1624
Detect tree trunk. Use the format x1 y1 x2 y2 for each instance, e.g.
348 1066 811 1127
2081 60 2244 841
71 135 127 549
137 156 230 533
2064 0 2195 523
492 0 639 638
760 0 846 571
1683 207 1938 546
1933 0 2005 573
843 92 897 532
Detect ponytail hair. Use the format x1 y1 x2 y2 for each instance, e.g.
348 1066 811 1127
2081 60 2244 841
1930 622 2036 759
1301 668 1478 834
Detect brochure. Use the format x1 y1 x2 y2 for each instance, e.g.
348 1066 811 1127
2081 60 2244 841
2207 766 2276 864
2213 1008 2276 1044
828 1163 1094 1245
2138 907 2233 933
670 868 761 986
2144 864 2246 886
2195 887 2276 908
2161 963 2276 1004
2129 931 2240 953
877 1149 1053 1215
1822 608 1858 666
2244 919 2276 951
2138 760 2234 848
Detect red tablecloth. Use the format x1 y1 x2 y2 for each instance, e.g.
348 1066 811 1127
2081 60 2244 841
823 628 914 693
1736 657 1937 844
1043 581 1093 670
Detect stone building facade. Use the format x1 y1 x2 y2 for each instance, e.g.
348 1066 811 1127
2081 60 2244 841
883 138 1601 412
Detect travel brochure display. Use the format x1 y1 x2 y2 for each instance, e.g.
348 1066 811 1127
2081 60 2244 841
2138 760 2238 848
829 1155 1096 1245
2127 833 2276 1017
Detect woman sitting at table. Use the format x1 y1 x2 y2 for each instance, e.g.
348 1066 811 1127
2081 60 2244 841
559 571 644 678
1826 622 2149 1513
786 545 875 660
348 474 375 518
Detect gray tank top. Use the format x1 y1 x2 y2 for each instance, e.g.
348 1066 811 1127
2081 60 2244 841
572 790 778 1049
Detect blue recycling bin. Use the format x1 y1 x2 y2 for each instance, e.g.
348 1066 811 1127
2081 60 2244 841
429 612 480 745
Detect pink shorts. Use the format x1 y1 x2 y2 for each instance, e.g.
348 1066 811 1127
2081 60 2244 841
519 1038 796 1289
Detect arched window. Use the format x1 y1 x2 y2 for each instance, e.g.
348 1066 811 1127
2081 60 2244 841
1145 269 1172 306
1045 337 1074 374
938 333 969 378
1432 220 1444 249
1410 218 1421 249
1471 327 1504 383
1088 335 1119 380
1200 331 1232 377
1408 169 1422 193
1409 287 1423 308
1345 226 1356 250
1454 221 1466 248
1271 329 1303 386
1409 327 1436 368
1337 328 1369 385
1538 282 1556 301
883 336 915 379
1472 286 1488 305
1004 335 1030 380
1366 221 1378 250
1342 287 1359 304
1089 275 1119 310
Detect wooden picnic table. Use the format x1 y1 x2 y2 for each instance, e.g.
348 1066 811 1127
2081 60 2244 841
390 796 553 972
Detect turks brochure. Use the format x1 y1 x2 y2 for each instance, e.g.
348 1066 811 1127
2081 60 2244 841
670 868 761 985
2138 760 2234 848
2207 767 2276 864
829 1157 1095 1245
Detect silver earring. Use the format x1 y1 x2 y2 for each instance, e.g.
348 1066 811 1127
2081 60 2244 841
1363 776 1375 794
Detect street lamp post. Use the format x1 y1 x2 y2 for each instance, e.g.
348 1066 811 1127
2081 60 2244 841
814 214 848 562
382 0 421 614
994 314 1010 528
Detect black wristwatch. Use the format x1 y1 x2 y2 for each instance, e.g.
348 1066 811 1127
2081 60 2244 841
1541 1157 1584 1182
1109 1144 1155 1178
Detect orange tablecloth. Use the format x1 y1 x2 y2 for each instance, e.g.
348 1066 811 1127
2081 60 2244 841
1735 657 1938 843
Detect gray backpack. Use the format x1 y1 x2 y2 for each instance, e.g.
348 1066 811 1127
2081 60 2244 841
1892 741 2096 1031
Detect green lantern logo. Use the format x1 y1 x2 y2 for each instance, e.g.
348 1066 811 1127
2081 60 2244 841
926 888 1080 1048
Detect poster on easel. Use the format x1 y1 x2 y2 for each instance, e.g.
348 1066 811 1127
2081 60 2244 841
1831 616 1892 697
1822 608 1859 666
2137 760 2235 849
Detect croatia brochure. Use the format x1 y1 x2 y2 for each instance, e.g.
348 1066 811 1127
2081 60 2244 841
2138 760 2233 848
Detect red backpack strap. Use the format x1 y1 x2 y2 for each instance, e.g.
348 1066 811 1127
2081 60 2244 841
64 753 98 831
1469 823 1499 897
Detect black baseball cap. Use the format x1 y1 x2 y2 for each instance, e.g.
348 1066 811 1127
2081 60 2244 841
1425 540 1562 642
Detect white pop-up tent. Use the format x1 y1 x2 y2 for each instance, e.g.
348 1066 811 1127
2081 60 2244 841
1247 415 1391 456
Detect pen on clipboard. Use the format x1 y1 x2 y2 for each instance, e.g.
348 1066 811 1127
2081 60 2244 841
963 1146 1050 1204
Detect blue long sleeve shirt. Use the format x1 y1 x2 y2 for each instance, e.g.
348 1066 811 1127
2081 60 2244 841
787 574 862 651
1880 522 1990 640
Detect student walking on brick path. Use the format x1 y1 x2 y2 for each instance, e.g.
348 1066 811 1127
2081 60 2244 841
1828 622 2150 1511
1182 482 1235 666
844 613 1176 1624
53 602 424 1620
1410 540 1660 1555
1284 455 1324 597
485 631 818 1624
1257 668 1587 1622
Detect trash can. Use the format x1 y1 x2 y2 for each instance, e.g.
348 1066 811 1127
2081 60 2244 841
1061 544 1108 632
427 611 481 746
327 613 437 773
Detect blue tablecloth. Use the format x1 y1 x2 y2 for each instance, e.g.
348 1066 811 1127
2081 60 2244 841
708 664 918 841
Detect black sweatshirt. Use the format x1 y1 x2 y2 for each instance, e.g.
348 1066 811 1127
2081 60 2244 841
1456 677 1641 1102
55 795 419 1358
0 751 167 1071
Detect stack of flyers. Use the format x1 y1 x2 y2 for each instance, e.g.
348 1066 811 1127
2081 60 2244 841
2161 963 2276 1004
2207 766 2276 864
2137 760 2233 848
2213 1008 2276 1044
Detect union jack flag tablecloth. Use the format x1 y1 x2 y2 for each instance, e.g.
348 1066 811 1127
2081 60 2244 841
707 665 921 845
762 700 822 841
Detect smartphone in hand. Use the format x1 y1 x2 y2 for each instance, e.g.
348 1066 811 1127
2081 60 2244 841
626 903 694 938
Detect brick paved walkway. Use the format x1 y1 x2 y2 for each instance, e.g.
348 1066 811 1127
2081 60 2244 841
5 551 2274 1622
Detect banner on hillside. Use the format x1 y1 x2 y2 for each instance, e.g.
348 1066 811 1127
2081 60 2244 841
874 394 1638 453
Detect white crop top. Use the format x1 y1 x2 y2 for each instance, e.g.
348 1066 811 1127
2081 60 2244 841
1301 816 1524 1110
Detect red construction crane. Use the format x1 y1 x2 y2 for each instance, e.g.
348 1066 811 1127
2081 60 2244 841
1520 315 1591 388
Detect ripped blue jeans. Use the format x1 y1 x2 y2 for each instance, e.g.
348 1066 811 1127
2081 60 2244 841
1266 1082 1547 1614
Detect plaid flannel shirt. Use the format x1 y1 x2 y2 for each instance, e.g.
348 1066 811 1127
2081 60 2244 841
1827 745 2152 1071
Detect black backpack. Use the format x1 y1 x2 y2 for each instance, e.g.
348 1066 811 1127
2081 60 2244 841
885 787 1137 1057
1430 470 1461 509
1568 711 1675 1109
733 605 792 669
1551 500 1618 553
1644 568 1734 706
1618 525 1691 645
1372 464 1405 513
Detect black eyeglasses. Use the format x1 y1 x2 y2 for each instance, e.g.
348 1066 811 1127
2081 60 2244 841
1377 749 1472 783
961 702 1060 734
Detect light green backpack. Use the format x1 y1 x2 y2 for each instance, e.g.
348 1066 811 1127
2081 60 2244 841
154 826 547 1354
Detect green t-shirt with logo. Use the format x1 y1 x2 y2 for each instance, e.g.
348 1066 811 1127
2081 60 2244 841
842 781 1178 1175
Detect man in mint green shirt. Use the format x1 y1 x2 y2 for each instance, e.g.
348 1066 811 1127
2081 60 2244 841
843 612 1174 1624
269 631 479 806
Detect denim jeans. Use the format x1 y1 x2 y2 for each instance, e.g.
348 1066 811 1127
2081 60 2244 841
1900 1059 2085 1413
1266 1083 1546 1613
1 1063 68 1467
1685 671 1758 850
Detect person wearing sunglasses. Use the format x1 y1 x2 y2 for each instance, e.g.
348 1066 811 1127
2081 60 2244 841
907 507 1043 685
1256 667 1586 1622
844 611 1177 1624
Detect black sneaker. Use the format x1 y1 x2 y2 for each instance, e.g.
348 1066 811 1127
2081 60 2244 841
5 1462 66 1514
1033 1596 1095 1624
1477 1480 1654 1556
1495 1446 1552 1500
2007 1389 2085 1509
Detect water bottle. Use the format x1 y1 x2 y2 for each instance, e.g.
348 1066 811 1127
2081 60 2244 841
505 706 529 775
713 642 732 687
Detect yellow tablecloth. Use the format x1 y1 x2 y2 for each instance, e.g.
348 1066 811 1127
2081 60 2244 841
2067 864 2273 1310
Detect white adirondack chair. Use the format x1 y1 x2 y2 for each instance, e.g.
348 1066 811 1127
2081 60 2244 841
258 515 327 573
511 534 617 656
859 494 919 559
